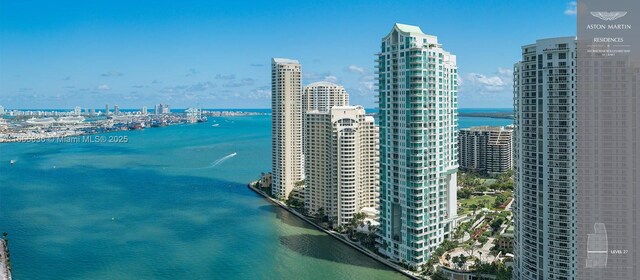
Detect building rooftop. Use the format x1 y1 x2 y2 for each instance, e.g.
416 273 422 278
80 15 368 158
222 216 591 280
272 58 300 64
306 81 342 88
394 23 424 34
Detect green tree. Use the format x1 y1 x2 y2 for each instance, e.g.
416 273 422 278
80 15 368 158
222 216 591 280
478 236 488 245
348 212 366 238
491 217 505 233
458 188 472 199
431 271 448 280
315 207 326 222
456 255 468 270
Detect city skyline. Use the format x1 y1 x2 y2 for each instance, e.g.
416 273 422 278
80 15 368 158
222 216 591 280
2 1 638 280
0 0 575 109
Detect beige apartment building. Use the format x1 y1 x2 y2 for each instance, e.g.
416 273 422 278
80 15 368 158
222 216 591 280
304 105 379 226
271 58 303 199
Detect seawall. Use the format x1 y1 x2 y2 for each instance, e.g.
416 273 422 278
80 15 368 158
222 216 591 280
0 239 11 280
247 182 423 280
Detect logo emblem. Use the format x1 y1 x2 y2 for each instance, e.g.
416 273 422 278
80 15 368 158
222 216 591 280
590 11 627 21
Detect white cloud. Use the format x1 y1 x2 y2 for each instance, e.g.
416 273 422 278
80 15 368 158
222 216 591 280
248 89 271 99
497 67 513 76
101 71 124 77
323 75 339 83
223 78 255 88
215 74 236 80
345 65 365 74
186 68 200 77
356 75 376 96
564 1 577 16
462 67 513 94
187 81 216 92
97 84 111 91
303 71 332 82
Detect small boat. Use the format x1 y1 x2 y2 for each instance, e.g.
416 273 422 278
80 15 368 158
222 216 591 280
10 160 15 165
212 124 219 127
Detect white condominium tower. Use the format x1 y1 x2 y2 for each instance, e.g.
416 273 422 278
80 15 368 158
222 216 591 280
513 37 576 280
271 58 303 199
377 23 459 269
304 106 379 225
301 81 350 196
302 82 349 113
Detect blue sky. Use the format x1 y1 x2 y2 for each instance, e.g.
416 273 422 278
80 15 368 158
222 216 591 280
0 0 576 109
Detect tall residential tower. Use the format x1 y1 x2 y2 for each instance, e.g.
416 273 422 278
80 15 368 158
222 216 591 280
304 105 379 226
513 37 577 280
302 82 349 113
377 24 459 269
271 58 303 199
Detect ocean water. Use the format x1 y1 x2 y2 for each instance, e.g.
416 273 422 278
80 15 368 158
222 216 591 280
0 112 512 279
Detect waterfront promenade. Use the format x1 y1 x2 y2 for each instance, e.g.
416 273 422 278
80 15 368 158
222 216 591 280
247 182 421 280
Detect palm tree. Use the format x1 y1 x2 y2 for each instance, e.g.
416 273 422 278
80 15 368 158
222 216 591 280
348 212 367 238
451 256 460 269
457 255 468 270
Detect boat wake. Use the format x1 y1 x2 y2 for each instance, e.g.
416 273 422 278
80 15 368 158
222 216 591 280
167 152 237 170
210 152 237 167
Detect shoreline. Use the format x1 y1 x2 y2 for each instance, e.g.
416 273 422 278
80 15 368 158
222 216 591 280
246 182 422 280
0 111 267 144
0 239 11 280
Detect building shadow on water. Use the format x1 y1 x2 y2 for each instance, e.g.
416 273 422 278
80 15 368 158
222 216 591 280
279 234 396 271
256 204 312 230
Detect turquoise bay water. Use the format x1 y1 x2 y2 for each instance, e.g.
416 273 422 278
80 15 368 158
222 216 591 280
0 113 512 279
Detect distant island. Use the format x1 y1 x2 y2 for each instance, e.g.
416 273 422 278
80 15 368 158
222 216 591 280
368 111 514 120
458 112 513 119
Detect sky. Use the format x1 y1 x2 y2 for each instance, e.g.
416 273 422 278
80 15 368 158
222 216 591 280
0 0 577 109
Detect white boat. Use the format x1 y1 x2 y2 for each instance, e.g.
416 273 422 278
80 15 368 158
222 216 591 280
212 124 219 127
26 117 55 125
57 116 85 124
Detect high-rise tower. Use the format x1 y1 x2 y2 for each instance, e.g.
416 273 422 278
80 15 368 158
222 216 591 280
377 24 459 269
304 105 379 225
302 82 349 113
271 58 303 199
512 37 577 280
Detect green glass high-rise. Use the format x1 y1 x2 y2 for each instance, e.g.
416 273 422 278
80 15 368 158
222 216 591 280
377 23 459 270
